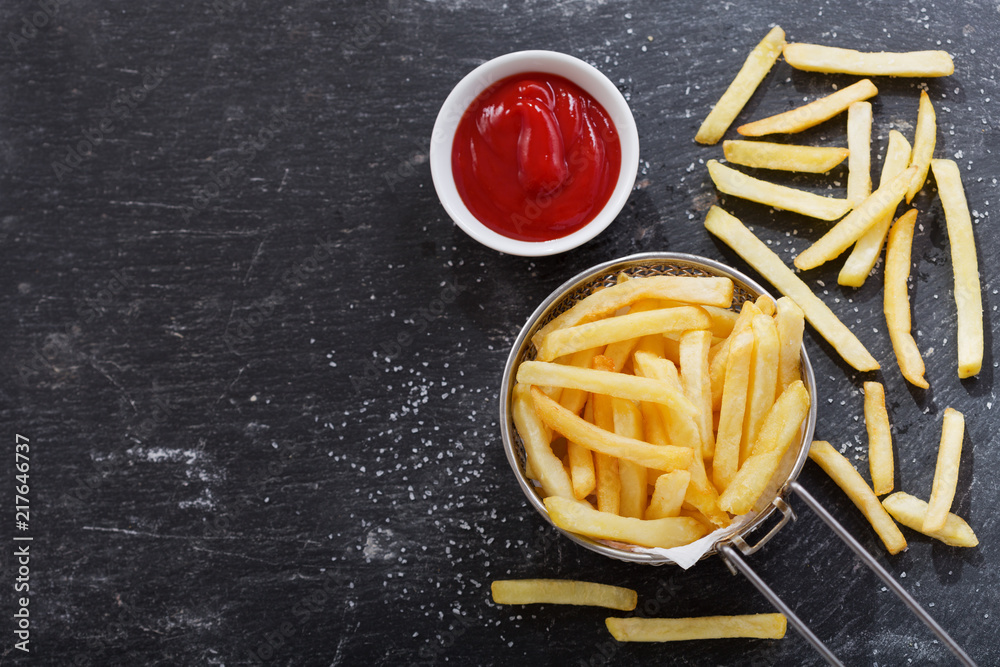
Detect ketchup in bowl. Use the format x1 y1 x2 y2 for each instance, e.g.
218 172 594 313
451 73 622 242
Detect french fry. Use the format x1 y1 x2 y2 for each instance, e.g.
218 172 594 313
738 79 878 136
532 276 734 347
679 330 715 459
537 307 711 362
613 397 648 519
883 209 929 388
491 579 638 610
517 361 698 417
808 440 907 554
742 314 780 463
794 165 917 271
839 130 912 287
924 408 965 533
544 496 708 549
707 160 852 221
559 348 601 499
710 300 760 410
932 159 984 378
704 206 879 371
606 614 787 642
882 492 978 548
719 381 810 515
592 357 622 515
531 388 694 473
846 102 872 207
701 304 740 338
782 43 954 77
645 470 691 519
601 300 661 371
906 91 936 203
774 297 804 392
712 329 754 492
755 294 776 317
695 26 786 145
723 140 849 173
864 382 894 495
511 384 575 500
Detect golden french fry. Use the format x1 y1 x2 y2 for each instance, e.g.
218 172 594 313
701 305 739 338
591 357 622 514
695 26 786 145
925 408 965 533
774 297 804 392
645 470 691 519
782 43 954 77
606 614 787 642
517 361 697 417
808 440 907 554
544 496 708 549
533 276 734 347
512 384 574 500
707 160 852 221
601 300 661 371
846 101 872 207
712 329 753 492
613 397 647 519
883 209 928 388
719 381 810 515
742 314 780 463
705 206 878 371
882 492 978 548
531 388 694 473
906 91 936 203
558 347 601 414
755 295 776 317
537 307 711 362
794 166 916 271
723 140 848 173
864 382 894 496
738 79 878 136
679 330 715 459
932 159 984 378
492 579 638 610
839 130 912 287
710 300 760 410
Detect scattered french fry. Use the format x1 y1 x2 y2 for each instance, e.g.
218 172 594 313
864 382 894 496
606 614 787 642
906 91 936 203
492 579 638 610
707 159 852 221
924 408 965 533
846 101 872 207
738 79 878 136
723 140 849 173
882 492 978 548
696 26 786 145
544 496 709 549
932 159 984 378
883 209 929 388
704 206 879 371
782 43 954 77
808 440 906 554
774 297 804 392
839 130 912 287
794 166 917 271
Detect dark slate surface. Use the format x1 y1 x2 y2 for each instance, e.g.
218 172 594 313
1 1 998 665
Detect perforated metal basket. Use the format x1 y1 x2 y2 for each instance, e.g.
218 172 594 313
497 252 975 667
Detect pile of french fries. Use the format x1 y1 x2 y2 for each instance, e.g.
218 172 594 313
511 272 812 550
696 28 980 552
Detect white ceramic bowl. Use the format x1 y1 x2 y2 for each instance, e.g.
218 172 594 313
430 50 640 257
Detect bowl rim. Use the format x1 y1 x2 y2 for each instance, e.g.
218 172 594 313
429 49 640 257
498 251 819 564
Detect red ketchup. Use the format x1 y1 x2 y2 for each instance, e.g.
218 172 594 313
451 72 622 242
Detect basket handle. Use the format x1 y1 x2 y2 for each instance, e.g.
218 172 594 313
717 482 977 666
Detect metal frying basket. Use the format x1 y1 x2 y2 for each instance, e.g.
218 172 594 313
498 252 975 667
